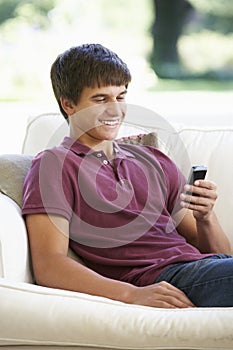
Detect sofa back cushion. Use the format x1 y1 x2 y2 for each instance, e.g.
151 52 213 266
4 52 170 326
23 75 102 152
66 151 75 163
0 153 34 281
22 113 154 155
22 113 69 155
0 193 33 282
173 126 233 248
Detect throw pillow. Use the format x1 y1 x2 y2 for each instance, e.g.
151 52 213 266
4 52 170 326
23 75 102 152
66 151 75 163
117 132 158 147
0 154 33 208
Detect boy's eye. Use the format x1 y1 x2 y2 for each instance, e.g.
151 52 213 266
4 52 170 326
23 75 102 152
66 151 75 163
94 97 106 103
92 93 126 103
117 96 125 101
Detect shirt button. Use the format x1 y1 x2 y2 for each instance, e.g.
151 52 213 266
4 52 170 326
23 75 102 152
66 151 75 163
103 160 108 165
96 153 102 158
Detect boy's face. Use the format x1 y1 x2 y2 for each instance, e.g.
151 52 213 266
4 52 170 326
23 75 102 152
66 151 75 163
68 85 127 146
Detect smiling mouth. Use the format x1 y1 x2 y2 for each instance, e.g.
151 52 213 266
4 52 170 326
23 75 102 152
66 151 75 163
98 119 120 126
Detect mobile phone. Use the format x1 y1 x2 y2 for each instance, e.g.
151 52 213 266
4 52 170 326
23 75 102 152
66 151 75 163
187 166 207 196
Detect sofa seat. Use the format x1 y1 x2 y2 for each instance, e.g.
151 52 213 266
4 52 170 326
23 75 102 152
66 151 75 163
1 275 233 350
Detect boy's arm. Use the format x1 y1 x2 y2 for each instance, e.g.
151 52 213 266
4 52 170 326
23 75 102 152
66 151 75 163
174 180 231 254
26 213 195 308
26 213 131 300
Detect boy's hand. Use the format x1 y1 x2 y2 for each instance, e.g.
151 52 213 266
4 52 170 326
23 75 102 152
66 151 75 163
181 180 218 222
129 281 195 308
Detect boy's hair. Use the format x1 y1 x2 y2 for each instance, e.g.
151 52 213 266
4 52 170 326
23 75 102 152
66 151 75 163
50 43 132 120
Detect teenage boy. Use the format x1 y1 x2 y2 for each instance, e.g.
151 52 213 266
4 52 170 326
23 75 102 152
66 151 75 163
22 44 233 308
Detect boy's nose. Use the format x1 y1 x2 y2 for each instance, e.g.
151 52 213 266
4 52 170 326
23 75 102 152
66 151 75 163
106 102 126 117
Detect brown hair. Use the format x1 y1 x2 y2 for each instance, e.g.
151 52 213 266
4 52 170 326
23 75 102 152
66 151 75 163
50 44 132 120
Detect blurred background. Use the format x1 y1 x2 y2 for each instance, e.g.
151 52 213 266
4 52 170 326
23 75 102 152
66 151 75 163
0 0 232 153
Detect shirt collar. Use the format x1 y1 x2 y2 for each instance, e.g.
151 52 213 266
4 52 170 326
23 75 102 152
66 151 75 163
61 137 92 156
112 141 135 159
61 136 135 159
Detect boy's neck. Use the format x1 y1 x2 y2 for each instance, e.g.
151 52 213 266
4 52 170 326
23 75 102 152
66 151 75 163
70 132 114 160
91 140 114 160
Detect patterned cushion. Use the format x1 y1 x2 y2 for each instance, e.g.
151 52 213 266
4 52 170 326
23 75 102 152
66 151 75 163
117 132 158 147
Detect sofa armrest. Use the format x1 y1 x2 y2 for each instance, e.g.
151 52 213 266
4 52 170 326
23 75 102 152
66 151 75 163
0 193 33 282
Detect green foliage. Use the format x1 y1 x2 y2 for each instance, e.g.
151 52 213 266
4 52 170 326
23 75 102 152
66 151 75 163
151 78 233 92
150 0 233 79
179 30 233 75
0 0 56 28
0 0 20 24
187 0 233 34
188 0 233 17
181 1 233 77
0 0 232 101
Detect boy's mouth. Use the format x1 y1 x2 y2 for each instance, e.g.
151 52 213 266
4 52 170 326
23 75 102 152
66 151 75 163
98 118 120 126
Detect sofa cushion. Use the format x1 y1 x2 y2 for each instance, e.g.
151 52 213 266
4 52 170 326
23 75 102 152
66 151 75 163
0 194 33 282
22 113 155 155
165 126 233 252
22 113 69 155
1 278 233 349
0 154 33 208
117 132 158 147
0 155 34 281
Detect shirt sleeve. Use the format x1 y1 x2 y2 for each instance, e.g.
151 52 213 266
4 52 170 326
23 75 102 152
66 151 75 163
22 149 74 220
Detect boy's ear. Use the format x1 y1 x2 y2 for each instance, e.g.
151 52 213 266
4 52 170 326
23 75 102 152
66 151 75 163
60 97 77 116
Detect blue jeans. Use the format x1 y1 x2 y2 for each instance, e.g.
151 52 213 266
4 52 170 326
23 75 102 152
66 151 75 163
155 254 233 307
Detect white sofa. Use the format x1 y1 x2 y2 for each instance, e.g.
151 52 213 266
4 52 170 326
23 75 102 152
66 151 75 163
0 106 233 350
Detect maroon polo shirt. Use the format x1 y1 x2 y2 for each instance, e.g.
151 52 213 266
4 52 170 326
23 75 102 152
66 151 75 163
22 137 211 286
